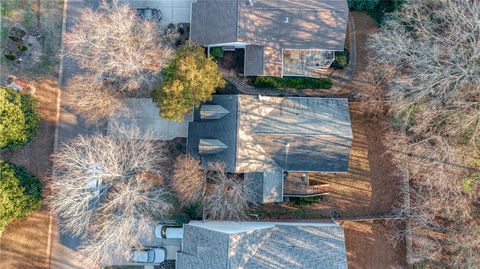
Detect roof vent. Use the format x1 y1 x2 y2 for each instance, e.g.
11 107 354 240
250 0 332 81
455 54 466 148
285 17 289 23
248 0 254 7
200 105 230 120
199 139 228 154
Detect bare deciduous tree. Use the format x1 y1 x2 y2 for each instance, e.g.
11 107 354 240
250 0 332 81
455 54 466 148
171 154 206 206
48 124 171 265
64 1 173 92
367 0 480 266
368 0 480 143
204 162 253 220
65 75 123 124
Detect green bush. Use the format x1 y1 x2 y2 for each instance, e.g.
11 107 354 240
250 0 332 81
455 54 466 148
0 87 40 150
210 47 224 60
348 0 379 10
8 35 20 42
0 160 42 233
463 173 480 193
175 202 203 224
175 213 191 225
17 45 28 51
288 196 323 207
254 76 333 89
331 49 350 69
348 0 404 24
4 54 16 60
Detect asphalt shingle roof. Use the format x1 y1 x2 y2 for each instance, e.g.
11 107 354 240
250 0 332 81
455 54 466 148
190 0 349 76
187 95 238 172
187 95 352 173
190 0 238 45
178 223 348 269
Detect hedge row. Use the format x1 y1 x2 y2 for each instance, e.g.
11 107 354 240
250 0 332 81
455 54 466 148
254 76 333 89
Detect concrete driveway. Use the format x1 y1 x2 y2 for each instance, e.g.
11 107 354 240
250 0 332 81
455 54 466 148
119 0 196 25
108 98 190 140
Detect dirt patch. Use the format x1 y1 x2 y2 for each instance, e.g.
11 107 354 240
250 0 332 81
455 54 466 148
342 220 407 269
345 12 379 95
217 50 244 74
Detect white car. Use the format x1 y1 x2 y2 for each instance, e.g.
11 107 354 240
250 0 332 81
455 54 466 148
130 247 166 264
155 224 184 239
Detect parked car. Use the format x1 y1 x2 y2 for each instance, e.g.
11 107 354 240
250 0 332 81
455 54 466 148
155 224 183 239
136 8 162 22
130 247 166 264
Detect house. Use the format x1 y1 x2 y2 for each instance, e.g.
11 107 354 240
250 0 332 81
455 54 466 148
176 220 348 269
187 95 353 203
190 0 349 77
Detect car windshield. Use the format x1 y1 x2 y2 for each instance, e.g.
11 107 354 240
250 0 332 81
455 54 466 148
147 249 155 263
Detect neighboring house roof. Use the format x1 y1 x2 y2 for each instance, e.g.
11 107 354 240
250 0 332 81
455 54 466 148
190 0 238 45
177 221 348 269
190 0 349 76
187 95 353 173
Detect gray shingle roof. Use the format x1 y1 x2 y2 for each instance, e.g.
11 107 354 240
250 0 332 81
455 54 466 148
190 0 349 76
245 171 284 203
190 0 238 45
244 45 264 76
177 225 229 269
187 95 352 173
187 95 238 172
237 0 349 50
178 223 348 269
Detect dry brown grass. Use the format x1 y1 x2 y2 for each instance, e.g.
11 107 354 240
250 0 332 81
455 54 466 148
0 212 51 269
342 220 407 269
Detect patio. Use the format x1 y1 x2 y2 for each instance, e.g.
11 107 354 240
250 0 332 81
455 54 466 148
283 49 334 77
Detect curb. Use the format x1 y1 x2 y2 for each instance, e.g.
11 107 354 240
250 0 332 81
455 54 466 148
53 0 68 155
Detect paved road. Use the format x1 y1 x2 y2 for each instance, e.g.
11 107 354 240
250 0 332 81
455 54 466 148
52 1 100 268
58 0 100 146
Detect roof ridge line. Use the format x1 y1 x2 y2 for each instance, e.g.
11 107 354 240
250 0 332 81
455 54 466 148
227 227 275 268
